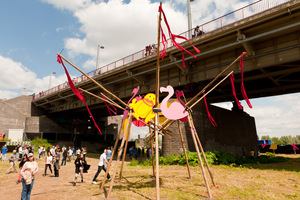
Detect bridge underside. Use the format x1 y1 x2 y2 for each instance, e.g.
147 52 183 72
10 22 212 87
32 1 300 119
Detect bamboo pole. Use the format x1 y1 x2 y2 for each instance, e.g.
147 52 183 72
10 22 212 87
149 124 156 177
79 88 124 110
189 115 216 187
187 113 212 198
177 120 191 179
185 52 247 107
100 118 125 190
57 53 128 108
189 71 234 109
154 2 162 199
107 112 133 198
119 125 131 183
151 137 156 177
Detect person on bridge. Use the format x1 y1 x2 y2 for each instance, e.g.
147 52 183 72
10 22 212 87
92 149 111 184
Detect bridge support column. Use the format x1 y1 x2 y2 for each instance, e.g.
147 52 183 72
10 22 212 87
162 101 258 157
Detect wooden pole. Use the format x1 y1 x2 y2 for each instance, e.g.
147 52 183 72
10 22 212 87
154 2 162 199
185 52 247 107
79 88 124 110
58 53 128 108
107 112 133 198
189 115 216 187
189 71 233 109
177 120 191 179
187 113 212 198
100 118 125 190
149 124 156 177
119 124 131 183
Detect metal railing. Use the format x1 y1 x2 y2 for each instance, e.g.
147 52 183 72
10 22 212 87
33 0 291 100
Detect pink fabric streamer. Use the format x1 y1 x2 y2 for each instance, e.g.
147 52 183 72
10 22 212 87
101 94 117 120
57 55 102 135
203 93 217 127
158 5 200 68
230 74 243 110
240 52 252 108
291 143 299 151
261 143 268 148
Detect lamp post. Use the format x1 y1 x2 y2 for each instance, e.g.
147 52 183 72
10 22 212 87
48 72 56 90
96 45 105 70
187 0 194 39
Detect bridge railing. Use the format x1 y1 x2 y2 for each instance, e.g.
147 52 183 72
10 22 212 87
33 0 291 101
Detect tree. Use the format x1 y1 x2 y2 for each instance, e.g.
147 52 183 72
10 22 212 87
271 137 282 145
261 135 271 140
295 135 300 144
280 135 293 145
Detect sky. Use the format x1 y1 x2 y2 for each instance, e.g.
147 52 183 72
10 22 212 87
0 0 299 139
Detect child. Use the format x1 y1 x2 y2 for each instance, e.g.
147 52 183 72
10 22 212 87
43 151 53 176
73 153 86 186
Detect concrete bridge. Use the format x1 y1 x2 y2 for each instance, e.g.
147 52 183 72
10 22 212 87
4 0 300 155
33 0 300 118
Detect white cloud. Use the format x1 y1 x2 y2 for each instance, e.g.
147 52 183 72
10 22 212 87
0 55 37 90
0 55 68 99
43 0 189 69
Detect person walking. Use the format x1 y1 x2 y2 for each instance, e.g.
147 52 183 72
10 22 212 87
92 149 111 184
106 147 112 168
17 155 27 184
61 147 67 166
72 146 76 160
6 150 18 174
43 151 53 176
53 149 60 177
68 147 73 162
1 145 8 161
73 153 86 186
20 153 39 200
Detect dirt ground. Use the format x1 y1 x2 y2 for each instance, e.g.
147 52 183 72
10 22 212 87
0 153 299 200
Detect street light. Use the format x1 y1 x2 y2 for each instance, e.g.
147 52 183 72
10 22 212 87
96 45 104 70
187 0 194 39
48 72 56 90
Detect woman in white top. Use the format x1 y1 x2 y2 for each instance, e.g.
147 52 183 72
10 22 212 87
20 153 39 200
43 151 53 176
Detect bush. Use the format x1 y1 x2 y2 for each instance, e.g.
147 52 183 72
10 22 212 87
129 150 288 167
30 137 52 152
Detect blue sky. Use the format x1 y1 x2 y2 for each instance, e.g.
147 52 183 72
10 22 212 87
0 0 299 139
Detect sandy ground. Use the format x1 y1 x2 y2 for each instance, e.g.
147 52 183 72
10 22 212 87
0 153 299 200
0 153 112 200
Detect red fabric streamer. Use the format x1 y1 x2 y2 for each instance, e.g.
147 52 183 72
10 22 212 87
158 5 200 68
175 90 186 108
101 94 117 120
230 74 243 110
261 143 268 148
203 93 217 127
57 55 102 135
240 52 252 108
123 86 139 120
175 90 188 122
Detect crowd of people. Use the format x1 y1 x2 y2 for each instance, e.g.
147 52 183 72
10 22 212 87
1 143 157 199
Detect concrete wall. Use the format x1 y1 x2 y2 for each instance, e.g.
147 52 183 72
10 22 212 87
0 96 29 134
162 102 258 157
0 96 70 140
